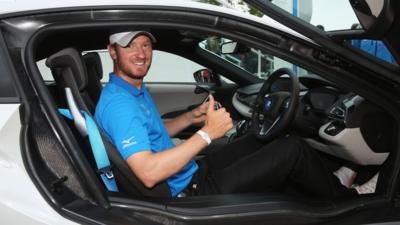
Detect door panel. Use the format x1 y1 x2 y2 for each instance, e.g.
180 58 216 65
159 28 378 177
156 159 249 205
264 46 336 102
146 83 208 116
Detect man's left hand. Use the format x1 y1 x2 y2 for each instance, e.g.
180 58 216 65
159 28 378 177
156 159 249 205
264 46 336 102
187 101 209 124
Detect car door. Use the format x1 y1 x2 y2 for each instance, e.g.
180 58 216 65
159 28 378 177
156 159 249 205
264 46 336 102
0 30 77 225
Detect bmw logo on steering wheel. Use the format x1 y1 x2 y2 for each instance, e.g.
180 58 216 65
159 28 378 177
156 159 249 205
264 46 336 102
264 99 273 112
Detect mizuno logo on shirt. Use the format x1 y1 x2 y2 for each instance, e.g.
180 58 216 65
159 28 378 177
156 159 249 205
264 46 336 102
139 103 151 116
122 136 137 149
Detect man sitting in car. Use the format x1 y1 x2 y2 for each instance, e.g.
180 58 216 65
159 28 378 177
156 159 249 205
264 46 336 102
95 30 376 198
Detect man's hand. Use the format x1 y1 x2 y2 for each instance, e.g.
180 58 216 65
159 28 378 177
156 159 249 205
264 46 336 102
202 95 233 140
127 95 231 188
187 95 223 124
166 95 223 137
186 99 208 124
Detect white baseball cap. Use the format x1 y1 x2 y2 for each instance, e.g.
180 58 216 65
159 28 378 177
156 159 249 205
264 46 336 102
109 31 156 47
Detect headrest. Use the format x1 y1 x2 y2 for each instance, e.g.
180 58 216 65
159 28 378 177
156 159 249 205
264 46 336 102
83 52 103 80
46 47 88 91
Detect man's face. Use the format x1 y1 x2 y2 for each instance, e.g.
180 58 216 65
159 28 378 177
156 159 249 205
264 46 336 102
108 35 153 80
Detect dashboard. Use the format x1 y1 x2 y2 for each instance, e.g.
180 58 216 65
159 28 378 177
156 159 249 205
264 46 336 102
231 76 395 166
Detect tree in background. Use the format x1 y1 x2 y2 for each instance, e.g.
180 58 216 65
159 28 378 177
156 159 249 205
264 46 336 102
237 0 263 17
248 4 263 17
199 0 264 17
198 0 221 6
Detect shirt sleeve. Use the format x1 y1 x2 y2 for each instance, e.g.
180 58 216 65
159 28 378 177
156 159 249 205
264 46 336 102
99 93 151 160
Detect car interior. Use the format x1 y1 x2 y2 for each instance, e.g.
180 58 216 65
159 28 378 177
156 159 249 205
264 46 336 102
7 3 398 224
34 26 395 205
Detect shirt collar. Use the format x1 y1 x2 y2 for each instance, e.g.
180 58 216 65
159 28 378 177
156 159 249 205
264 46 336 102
109 73 144 96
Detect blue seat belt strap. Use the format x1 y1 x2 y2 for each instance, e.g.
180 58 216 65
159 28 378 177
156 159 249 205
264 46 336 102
58 108 119 192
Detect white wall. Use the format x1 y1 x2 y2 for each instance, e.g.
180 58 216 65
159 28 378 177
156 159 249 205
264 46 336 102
37 50 204 83
97 50 204 83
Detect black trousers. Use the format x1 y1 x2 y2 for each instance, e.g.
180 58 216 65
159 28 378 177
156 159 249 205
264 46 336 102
187 135 357 199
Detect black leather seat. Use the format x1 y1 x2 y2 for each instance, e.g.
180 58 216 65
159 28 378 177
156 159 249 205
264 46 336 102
83 52 103 105
46 47 170 197
45 48 96 114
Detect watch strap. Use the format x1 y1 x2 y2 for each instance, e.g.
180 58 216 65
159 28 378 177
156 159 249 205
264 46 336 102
196 130 211 145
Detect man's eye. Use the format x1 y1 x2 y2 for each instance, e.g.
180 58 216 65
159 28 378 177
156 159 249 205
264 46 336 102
122 43 151 51
143 44 152 49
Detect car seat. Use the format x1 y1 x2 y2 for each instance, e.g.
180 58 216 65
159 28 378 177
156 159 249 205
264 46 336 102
46 47 171 197
83 52 103 104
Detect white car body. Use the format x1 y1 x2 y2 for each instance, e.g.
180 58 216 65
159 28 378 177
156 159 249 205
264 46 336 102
0 0 309 41
0 104 77 224
0 0 397 224
0 1 310 224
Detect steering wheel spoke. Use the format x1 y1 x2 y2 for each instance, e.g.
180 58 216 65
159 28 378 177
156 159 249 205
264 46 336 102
259 115 281 136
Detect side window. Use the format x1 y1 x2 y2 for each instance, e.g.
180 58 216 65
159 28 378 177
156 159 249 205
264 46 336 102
200 37 273 78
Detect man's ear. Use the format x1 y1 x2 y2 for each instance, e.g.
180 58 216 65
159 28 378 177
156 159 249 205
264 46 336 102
107 44 117 60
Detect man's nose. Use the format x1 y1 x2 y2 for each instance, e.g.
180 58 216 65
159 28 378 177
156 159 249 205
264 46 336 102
135 47 146 58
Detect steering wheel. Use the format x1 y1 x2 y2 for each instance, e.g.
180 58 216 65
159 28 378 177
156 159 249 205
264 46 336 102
251 68 299 142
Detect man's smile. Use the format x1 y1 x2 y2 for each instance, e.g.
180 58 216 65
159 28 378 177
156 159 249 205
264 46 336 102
133 61 146 66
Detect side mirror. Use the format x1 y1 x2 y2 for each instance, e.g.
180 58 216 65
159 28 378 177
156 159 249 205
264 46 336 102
221 41 251 54
193 69 216 84
221 41 238 54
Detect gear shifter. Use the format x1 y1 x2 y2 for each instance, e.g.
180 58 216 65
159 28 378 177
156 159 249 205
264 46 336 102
202 95 221 110
214 102 221 110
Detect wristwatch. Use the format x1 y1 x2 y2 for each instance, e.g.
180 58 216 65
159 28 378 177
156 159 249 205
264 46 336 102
196 130 211 145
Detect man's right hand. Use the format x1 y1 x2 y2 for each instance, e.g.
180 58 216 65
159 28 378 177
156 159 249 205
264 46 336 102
202 95 233 140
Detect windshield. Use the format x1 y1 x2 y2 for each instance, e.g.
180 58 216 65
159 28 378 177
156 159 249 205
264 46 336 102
200 37 309 80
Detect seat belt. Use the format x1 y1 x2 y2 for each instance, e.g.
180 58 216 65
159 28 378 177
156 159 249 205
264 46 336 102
59 108 119 192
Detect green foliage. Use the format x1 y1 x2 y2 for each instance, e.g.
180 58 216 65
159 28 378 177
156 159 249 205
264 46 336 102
198 0 222 6
198 0 263 17
248 5 264 17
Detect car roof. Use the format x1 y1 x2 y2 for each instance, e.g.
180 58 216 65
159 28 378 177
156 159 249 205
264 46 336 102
0 0 195 14
0 0 310 42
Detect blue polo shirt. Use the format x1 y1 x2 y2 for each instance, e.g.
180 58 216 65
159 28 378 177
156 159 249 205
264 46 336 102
95 73 198 197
